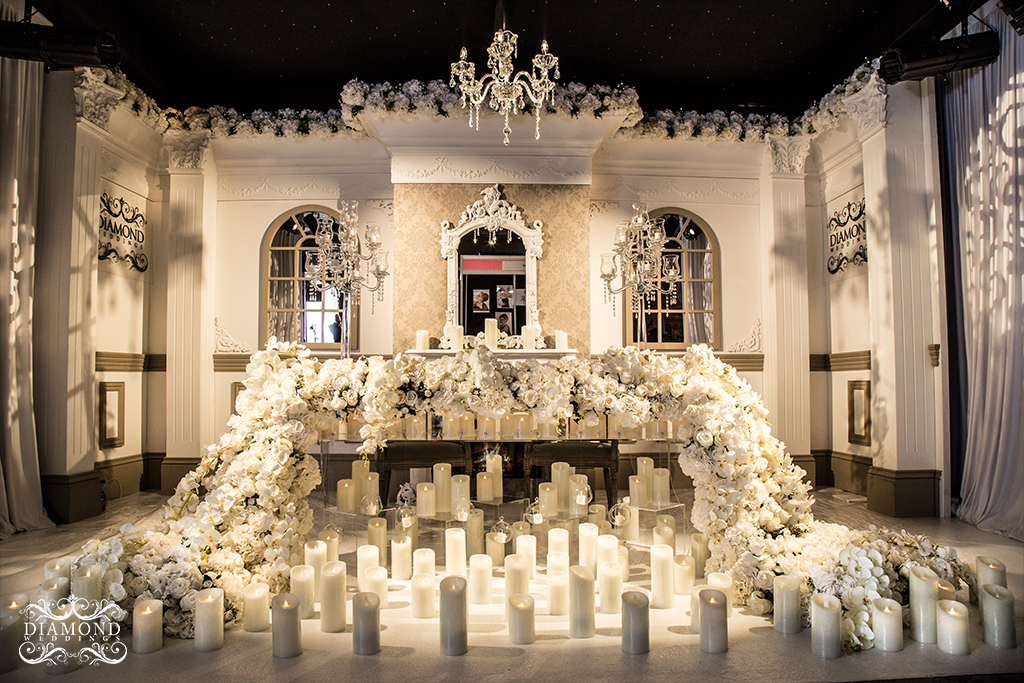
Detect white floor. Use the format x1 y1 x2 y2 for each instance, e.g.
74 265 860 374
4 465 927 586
1 486 1021 682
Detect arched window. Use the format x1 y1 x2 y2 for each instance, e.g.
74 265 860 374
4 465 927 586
259 206 359 352
624 208 722 350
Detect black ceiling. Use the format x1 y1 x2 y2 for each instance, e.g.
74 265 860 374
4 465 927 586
28 0 987 120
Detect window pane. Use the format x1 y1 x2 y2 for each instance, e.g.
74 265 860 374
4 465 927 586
687 311 713 344
269 249 295 278
268 279 295 310
661 312 685 343
271 221 301 247
302 310 325 344
661 282 683 310
268 310 295 340
685 281 713 312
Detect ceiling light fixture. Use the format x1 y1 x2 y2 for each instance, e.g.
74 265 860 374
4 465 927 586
450 29 560 145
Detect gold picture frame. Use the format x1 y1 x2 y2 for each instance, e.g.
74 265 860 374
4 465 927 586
847 380 871 446
99 381 125 449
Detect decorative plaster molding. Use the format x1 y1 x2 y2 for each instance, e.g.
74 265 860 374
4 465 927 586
589 201 619 218
843 75 887 138
215 317 252 353
103 150 149 197
766 135 811 175
73 67 124 131
727 318 762 353
216 175 340 198
391 155 592 184
164 130 211 170
592 177 759 203
366 200 395 224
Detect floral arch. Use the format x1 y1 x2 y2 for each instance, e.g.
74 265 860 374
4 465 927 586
76 340 967 652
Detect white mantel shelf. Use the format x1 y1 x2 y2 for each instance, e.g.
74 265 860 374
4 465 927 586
407 349 579 361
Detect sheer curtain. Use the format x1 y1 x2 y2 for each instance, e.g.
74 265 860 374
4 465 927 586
947 4 1023 540
0 0 54 536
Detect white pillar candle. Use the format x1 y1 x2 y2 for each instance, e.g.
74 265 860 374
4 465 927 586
511 520 531 543
367 518 388 567
936 599 970 655
337 479 356 512
71 563 103 603
656 514 676 534
516 534 537 579
362 472 379 509
547 551 570 577
700 588 729 653
433 463 451 513
194 587 224 652
468 554 493 605
39 577 69 606
413 548 436 577
598 520 613 534
451 325 464 351
365 566 389 609
588 504 606 525
599 561 623 614
415 329 430 350
707 572 733 617
486 532 506 567
304 539 327 602
538 483 558 520
522 324 537 351
439 576 469 655
871 597 903 651
411 574 436 618
548 528 570 556
445 527 467 577
406 414 427 439
508 593 536 644
132 598 163 654
979 583 1016 648
569 566 596 638
937 578 957 601
318 529 340 563
690 584 712 633
467 508 485 556
691 533 710 579
290 564 315 619
628 475 648 508
652 468 671 507
548 570 570 616
461 413 476 439
44 558 72 583
597 534 619 567
579 523 599 575
451 474 470 510
484 317 498 350
618 545 630 584
320 561 347 633
272 593 302 658
653 525 675 549
909 565 939 643
773 575 801 634
352 592 381 655
976 556 1007 588
357 544 380 593
811 593 842 659
243 582 270 632
650 544 675 609
416 482 436 517
476 471 493 502
674 555 696 595
625 502 640 542
551 462 571 511
554 330 568 350
476 416 496 440
636 457 654 501
351 459 369 503
485 453 503 503
0 615 17 675
504 554 530 619
621 590 650 654
392 535 412 581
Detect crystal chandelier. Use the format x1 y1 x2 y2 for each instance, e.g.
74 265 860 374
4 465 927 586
450 29 560 145
600 204 682 347
304 202 389 357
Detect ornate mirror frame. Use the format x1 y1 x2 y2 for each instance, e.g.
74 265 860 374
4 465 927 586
440 185 544 349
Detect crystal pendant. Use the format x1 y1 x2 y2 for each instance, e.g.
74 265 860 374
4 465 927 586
452 497 474 522
396 505 416 529
608 499 631 527
360 493 383 516
524 498 544 525
490 517 513 544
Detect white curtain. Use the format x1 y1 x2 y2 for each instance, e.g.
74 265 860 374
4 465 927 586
948 4 1024 540
0 1 53 536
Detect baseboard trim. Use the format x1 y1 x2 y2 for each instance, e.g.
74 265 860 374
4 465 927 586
160 456 201 495
40 471 103 524
867 467 940 517
142 452 166 491
830 450 872 497
94 453 144 499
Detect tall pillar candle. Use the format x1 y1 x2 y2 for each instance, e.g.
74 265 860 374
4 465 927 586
691 533 710 579
548 570 570 615
0 615 17 675
980 584 1016 648
548 551 570 577
936 599 970 655
976 556 1007 588
674 555 695 595
484 317 498 350
588 505 606 525
522 324 538 351
71 563 103 603
467 508 485 556
549 528 570 556
318 529 340 563
707 573 733 617
909 565 939 643
516 534 537 579
290 564 315 619
43 558 71 583
653 525 675 549
579 523 598 575
621 590 650 654
652 468 671 507
811 593 842 659
352 592 381 655
451 474 470 510
363 472 380 509
392 535 412 580
476 472 493 502
773 575 801 634
569 566 596 638
243 582 270 632
320 561 347 632
871 597 903 651
365 566 389 609
486 453 503 503
337 479 356 512
194 587 224 652
132 599 163 654
416 482 436 517
618 545 630 584
625 501 640 542
690 584 712 633
414 548 436 576
305 539 327 601
367 518 388 567
446 527 467 577
538 483 558 520
937 578 957 601
504 554 530 618
599 561 623 614
650 544 675 609
636 457 654 502
272 593 302 658
628 475 648 508
551 462 571 511
469 554 493 604
433 463 451 513
597 534 619 567
351 459 369 503
412 573 436 618
509 593 536 644
357 544 380 593
486 532 506 567
439 576 469 655
699 588 728 653
39 577 70 605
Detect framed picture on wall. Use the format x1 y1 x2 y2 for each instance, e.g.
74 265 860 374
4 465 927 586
848 380 871 446
472 289 490 312
496 312 512 335
496 284 514 309
99 381 125 449
231 381 245 415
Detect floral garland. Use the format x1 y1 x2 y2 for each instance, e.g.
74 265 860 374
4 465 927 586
72 340 968 652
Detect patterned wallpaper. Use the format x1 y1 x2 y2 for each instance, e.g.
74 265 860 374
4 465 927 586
393 183 591 356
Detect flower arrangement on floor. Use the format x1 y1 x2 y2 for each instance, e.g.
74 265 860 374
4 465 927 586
72 339 968 651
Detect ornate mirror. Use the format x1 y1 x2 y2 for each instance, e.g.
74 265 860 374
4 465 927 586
441 185 543 349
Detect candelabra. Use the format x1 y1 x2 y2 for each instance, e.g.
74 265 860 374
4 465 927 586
450 29 559 145
600 204 682 348
304 202 389 357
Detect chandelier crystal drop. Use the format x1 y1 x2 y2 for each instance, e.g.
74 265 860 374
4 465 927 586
450 29 560 145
